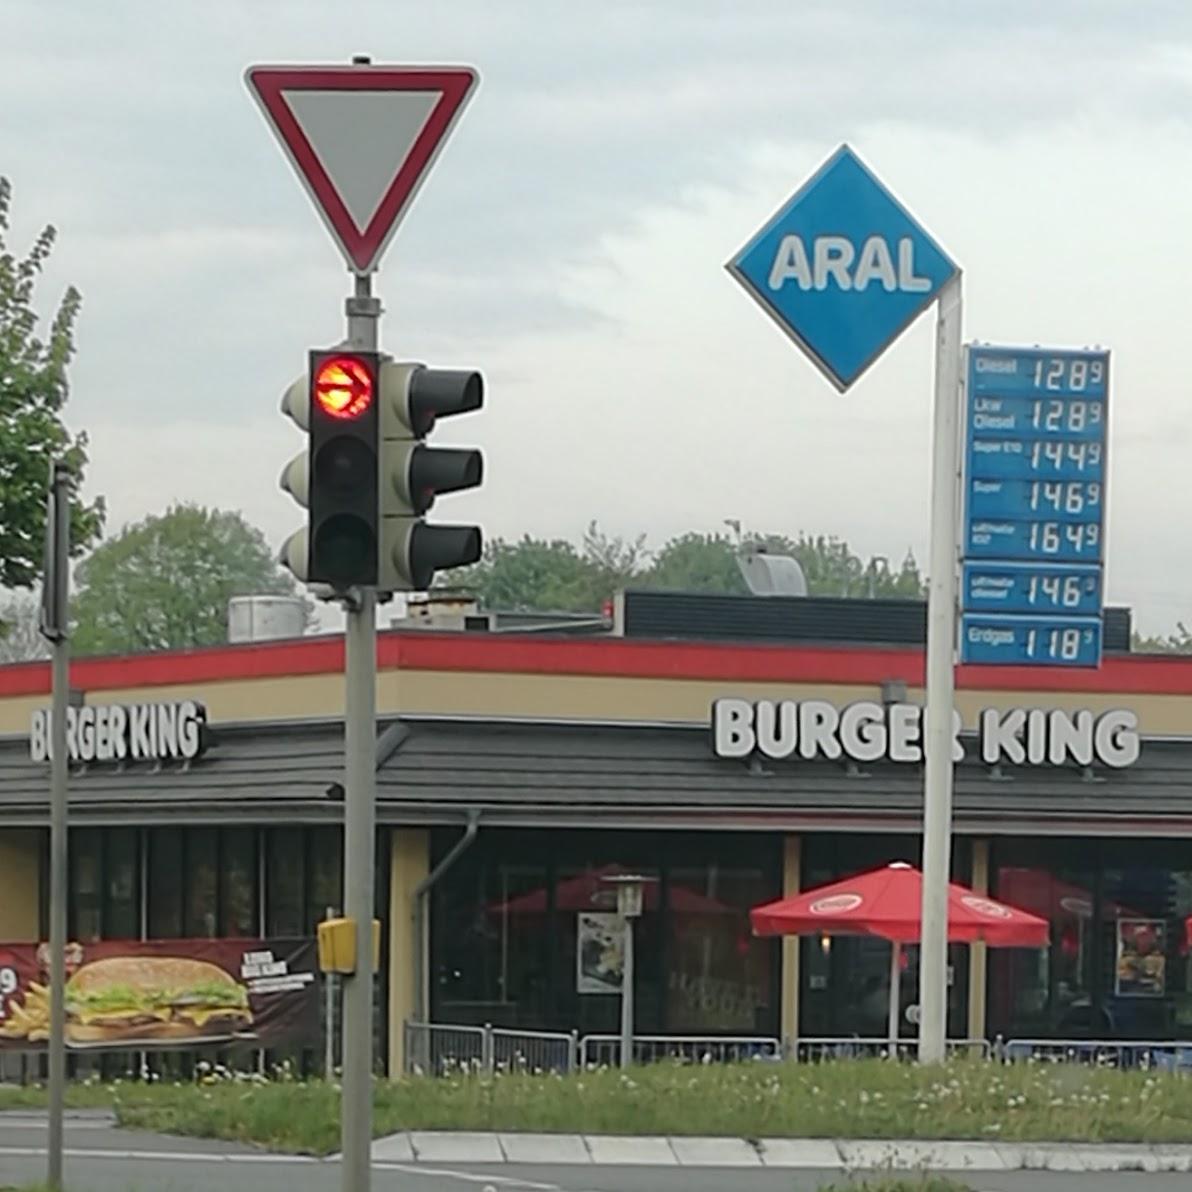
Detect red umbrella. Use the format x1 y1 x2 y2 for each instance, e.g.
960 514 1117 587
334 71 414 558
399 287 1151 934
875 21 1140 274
750 861 1049 1048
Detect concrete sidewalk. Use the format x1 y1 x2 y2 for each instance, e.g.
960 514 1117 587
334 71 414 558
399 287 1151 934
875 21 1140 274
365 1131 1192 1174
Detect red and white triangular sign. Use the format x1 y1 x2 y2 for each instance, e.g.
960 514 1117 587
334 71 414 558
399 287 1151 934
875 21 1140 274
245 64 478 275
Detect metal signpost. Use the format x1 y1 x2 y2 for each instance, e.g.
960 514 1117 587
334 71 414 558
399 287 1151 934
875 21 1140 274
960 345 1109 667
247 58 479 1192
38 461 71 1190
726 144 961 1063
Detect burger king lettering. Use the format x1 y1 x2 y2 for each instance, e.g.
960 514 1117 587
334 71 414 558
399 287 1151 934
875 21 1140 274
712 698 1140 769
29 700 206 764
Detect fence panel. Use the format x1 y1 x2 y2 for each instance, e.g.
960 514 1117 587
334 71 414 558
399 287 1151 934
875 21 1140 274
490 1027 577 1074
403 1021 486 1075
579 1034 782 1068
1002 1038 1192 1072
792 1037 990 1063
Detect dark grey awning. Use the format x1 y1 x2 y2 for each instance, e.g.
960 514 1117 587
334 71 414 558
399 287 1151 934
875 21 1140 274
4 715 1192 835
0 720 346 826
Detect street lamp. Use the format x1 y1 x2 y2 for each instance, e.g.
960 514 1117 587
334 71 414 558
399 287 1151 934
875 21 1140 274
599 873 654 1070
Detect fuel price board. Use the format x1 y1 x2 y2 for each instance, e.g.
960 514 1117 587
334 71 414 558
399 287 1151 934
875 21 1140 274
960 344 1110 667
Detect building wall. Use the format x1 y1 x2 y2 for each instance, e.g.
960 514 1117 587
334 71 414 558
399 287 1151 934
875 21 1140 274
6 666 1192 738
0 829 40 940
387 828 429 1074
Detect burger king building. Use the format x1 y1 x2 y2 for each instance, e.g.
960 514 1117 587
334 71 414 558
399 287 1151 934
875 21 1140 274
3 592 1192 1072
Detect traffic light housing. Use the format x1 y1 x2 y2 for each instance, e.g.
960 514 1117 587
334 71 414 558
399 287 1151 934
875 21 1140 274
378 362 483 591
279 350 483 593
279 349 380 588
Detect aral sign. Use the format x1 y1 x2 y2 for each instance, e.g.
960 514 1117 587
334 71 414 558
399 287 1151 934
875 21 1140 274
712 697 1140 770
29 700 207 764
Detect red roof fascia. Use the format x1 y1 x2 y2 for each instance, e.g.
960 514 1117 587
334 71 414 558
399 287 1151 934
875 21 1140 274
2 632 1192 699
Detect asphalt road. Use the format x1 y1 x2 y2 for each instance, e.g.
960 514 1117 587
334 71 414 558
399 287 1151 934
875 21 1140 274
2 1114 1190 1192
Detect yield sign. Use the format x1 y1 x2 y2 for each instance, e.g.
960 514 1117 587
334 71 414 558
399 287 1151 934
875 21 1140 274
245 64 478 275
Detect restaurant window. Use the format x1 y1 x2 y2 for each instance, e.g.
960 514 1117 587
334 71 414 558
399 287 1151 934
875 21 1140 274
221 829 258 937
148 828 184 938
305 827 343 930
68 828 141 941
430 829 781 1036
267 826 305 936
990 838 1192 1041
666 859 772 1035
184 828 219 938
70 828 103 942
799 834 971 1040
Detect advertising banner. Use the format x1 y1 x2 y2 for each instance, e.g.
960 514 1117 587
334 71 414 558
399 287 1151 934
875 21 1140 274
0 937 317 1051
576 912 623 995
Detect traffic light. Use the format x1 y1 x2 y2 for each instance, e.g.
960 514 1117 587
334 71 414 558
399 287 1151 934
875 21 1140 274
279 349 381 588
378 361 483 591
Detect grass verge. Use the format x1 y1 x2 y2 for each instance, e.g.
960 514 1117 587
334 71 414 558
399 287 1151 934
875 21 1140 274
3 1057 1192 1155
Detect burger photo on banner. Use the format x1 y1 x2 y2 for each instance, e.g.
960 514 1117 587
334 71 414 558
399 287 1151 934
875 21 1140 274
0 939 317 1051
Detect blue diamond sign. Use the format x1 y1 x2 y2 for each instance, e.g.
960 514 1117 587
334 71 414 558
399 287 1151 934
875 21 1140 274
727 144 958 392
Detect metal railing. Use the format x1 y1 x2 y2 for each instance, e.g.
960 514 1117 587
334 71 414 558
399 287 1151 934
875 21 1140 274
402 1021 577 1075
403 1021 487 1076
578 1034 782 1068
1001 1038 1192 1071
490 1026 578 1074
793 1036 991 1062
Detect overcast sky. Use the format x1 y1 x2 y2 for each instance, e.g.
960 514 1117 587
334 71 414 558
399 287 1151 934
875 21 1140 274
5 1 1192 635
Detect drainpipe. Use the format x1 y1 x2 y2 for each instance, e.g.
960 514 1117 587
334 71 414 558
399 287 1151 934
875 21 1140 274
412 809 480 1023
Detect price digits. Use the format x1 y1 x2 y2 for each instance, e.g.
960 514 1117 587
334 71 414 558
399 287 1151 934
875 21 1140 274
1031 356 1106 392
1029 440 1102 473
1028 481 1101 514
1027 522 1100 556
1027 574 1092 608
1026 625 1091 661
1030 398 1103 432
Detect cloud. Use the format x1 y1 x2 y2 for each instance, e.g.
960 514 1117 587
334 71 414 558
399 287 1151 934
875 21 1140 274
5 0 1192 636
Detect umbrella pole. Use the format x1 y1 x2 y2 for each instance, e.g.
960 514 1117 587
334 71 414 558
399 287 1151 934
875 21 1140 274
888 941 902 1057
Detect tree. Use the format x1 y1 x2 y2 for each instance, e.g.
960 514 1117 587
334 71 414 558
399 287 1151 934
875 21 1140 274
0 594 48 663
451 536 604 613
1132 626 1192 655
643 532 749 594
70 504 313 656
0 177 105 596
456 521 927 611
642 531 926 599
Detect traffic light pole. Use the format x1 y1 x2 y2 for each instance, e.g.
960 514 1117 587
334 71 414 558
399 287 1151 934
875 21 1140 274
341 274 380 1192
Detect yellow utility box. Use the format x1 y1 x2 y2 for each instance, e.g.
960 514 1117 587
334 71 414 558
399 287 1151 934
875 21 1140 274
317 917 382 974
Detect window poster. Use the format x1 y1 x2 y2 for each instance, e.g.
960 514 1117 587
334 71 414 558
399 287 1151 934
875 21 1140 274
576 912 624 995
1115 919 1167 998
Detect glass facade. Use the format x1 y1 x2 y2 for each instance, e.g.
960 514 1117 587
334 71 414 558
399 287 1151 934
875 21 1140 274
798 834 972 1040
989 837 1192 1040
430 828 782 1036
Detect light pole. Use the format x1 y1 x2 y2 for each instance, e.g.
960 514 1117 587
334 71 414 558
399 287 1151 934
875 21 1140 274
599 874 653 1070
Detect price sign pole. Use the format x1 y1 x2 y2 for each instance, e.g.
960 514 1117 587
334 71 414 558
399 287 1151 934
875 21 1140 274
724 144 963 1066
917 273 963 1065
39 461 72 1190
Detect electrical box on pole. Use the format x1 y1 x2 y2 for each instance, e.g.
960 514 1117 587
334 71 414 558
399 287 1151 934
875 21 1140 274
377 361 484 592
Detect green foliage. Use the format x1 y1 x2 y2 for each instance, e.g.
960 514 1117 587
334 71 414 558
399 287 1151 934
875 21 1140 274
6 1057 1192 1155
0 594 48 663
1132 625 1192 654
456 522 927 612
0 177 104 592
70 503 313 656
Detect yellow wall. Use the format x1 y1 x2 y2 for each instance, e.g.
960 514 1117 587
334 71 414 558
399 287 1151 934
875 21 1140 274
780 836 801 1043
968 839 990 1042
387 828 429 1075
7 667 1188 737
0 830 40 941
